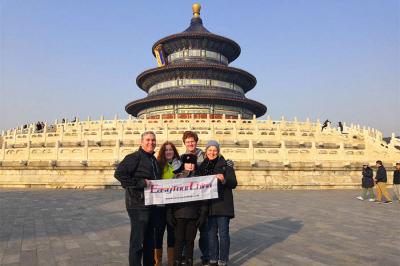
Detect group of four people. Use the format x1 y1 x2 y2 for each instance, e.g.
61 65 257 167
114 130 237 266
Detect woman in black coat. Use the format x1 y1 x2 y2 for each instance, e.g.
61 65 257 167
356 164 375 201
167 153 208 266
197 140 237 266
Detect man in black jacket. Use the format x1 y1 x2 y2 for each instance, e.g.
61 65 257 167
374 160 392 204
356 164 375 201
115 131 161 266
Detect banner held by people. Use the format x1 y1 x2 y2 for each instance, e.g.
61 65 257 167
144 175 218 205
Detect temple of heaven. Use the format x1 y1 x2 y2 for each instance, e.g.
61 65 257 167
125 3 267 119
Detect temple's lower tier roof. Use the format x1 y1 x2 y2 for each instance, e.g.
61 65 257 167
125 94 267 117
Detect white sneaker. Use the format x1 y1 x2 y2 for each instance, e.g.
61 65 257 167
356 196 364 201
369 198 375 202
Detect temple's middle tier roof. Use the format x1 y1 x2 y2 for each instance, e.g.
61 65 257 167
136 63 256 93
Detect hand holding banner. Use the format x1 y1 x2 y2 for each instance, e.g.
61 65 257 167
144 175 218 205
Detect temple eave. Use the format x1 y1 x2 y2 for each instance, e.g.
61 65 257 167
136 64 257 93
125 96 267 118
151 32 241 62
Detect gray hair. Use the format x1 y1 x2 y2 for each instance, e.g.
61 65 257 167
141 131 156 140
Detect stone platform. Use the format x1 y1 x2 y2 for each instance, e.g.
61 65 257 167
0 189 398 266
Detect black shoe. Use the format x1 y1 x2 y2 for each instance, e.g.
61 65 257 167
209 262 217 266
383 201 393 204
202 259 210 266
174 260 182 266
186 258 193 266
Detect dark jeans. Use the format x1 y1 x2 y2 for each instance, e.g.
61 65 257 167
174 218 198 260
154 207 175 248
208 216 230 264
199 219 209 261
127 208 156 266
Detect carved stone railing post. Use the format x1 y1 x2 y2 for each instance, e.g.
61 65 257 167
99 119 103 142
28 127 32 143
281 140 289 166
143 115 148 131
84 140 89 161
118 123 124 142
43 122 48 143
27 141 31 161
249 140 255 162
311 141 317 162
1 140 6 161
114 139 120 161
166 123 169 140
55 140 60 161
339 142 345 157
59 125 64 142
78 124 83 142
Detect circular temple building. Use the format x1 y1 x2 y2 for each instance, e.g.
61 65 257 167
125 4 267 119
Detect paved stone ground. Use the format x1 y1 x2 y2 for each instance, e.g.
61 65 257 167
0 189 399 266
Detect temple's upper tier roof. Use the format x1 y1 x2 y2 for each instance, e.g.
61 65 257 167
151 4 241 63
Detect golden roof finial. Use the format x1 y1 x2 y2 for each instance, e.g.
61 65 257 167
192 3 201 18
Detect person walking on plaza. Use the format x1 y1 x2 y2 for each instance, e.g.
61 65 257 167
393 162 400 202
154 141 182 266
167 153 208 266
356 164 375 201
114 131 161 266
197 140 237 266
374 160 393 204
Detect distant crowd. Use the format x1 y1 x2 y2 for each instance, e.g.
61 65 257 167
17 117 77 133
357 161 400 204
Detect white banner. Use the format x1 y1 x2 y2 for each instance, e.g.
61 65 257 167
144 175 218 205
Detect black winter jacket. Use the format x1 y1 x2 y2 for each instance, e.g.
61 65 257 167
197 156 237 218
375 166 387 183
114 147 161 209
361 167 374 188
393 170 400 184
170 170 208 219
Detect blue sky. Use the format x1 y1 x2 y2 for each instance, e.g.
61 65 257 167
1 0 399 136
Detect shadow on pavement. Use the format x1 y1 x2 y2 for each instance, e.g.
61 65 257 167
229 217 303 265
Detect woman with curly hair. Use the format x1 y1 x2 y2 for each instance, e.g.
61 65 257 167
154 141 181 266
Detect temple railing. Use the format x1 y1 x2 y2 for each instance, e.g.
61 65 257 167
1 116 398 166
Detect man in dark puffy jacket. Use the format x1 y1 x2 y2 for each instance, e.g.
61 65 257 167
356 164 375 201
115 131 161 266
393 162 400 201
374 160 392 204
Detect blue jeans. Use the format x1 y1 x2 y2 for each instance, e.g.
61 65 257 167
208 216 230 264
127 208 155 266
199 220 209 261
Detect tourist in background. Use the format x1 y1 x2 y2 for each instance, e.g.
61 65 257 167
356 164 375 201
197 140 237 266
114 131 161 266
374 160 393 204
154 141 181 266
167 153 208 266
393 162 400 202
